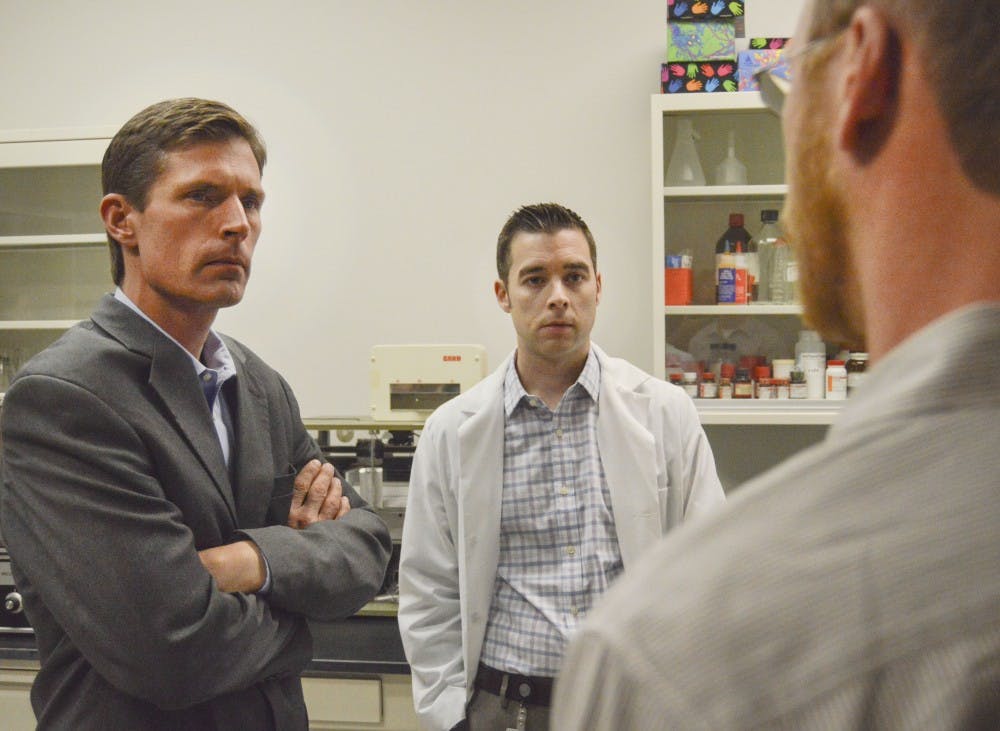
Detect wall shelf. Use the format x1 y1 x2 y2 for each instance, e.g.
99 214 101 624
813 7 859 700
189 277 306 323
665 304 802 316
694 400 842 426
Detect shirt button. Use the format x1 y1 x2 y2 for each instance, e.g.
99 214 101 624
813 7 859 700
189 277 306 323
555 428 563 438
201 372 213 382
570 606 580 617
566 546 576 557
559 485 570 496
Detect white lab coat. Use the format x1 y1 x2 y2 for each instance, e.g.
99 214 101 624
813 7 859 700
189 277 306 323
397 344 725 730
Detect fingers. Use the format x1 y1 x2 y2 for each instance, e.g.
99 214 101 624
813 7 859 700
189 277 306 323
288 460 350 528
292 459 323 507
317 474 345 521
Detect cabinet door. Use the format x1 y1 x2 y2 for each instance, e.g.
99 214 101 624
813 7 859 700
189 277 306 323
0 667 37 731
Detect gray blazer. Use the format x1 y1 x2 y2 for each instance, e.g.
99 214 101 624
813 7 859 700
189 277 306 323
0 295 392 730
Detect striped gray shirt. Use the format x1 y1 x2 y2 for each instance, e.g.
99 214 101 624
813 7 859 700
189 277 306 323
479 348 623 677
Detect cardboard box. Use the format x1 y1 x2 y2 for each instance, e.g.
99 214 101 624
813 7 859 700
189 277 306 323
736 48 790 92
668 0 745 21
661 61 738 93
667 20 736 62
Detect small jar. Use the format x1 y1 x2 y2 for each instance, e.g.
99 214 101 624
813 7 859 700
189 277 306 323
789 368 808 399
774 378 790 399
756 378 776 400
733 368 753 399
681 372 699 398
753 365 772 398
718 376 733 399
698 372 717 399
668 372 683 388
846 352 869 396
825 360 847 400
771 358 795 381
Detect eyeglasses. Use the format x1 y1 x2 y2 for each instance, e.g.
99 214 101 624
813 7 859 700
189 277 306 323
754 29 847 115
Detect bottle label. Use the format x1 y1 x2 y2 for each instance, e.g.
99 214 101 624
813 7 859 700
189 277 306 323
717 267 737 303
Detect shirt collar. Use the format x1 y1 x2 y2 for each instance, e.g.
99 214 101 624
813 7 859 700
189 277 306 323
113 288 236 383
503 346 601 416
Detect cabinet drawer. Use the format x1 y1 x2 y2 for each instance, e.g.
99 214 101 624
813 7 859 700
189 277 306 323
303 676 382 726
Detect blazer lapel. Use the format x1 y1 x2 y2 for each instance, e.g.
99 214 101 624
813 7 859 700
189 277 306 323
224 343 274 528
92 295 238 524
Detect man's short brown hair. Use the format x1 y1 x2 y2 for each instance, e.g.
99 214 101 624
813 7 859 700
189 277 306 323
102 98 267 285
805 0 1000 196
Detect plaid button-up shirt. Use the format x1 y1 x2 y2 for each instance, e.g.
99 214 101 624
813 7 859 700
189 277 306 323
479 348 624 676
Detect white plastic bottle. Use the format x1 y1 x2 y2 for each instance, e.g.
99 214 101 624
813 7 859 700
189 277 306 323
825 360 848 400
665 118 706 186
715 130 748 186
795 330 827 399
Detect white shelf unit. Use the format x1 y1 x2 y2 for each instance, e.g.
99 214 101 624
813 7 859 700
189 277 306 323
0 129 114 372
651 93 840 426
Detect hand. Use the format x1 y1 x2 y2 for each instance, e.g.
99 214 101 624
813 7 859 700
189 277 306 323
287 459 351 529
198 540 266 593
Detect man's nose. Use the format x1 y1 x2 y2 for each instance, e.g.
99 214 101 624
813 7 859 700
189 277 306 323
548 280 569 308
221 195 251 239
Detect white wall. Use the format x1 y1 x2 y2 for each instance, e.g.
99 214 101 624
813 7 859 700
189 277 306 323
0 0 805 417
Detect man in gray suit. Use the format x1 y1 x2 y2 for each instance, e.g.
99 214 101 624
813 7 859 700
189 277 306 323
0 98 392 730
554 0 1000 728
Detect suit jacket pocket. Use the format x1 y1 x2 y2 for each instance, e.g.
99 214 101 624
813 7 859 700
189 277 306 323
266 468 296 526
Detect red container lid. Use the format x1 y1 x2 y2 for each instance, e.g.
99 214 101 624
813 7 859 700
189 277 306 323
827 360 846 366
753 365 772 380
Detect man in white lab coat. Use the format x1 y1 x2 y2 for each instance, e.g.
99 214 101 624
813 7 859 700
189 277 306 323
552 1 1000 729
398 202 725 731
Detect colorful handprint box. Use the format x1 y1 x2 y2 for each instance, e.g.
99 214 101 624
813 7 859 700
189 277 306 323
668 0 745 21
737 48 790 91
667 20 736 62
661 61 739 93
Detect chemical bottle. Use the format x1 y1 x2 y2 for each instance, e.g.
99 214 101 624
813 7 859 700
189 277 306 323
665 118 706 186
825 360 848 400
755 209 782 302
795 330 827 399
715 213 754 303
846 352 869 396
769 235 798 304
714 130 748 186
788 368 808 399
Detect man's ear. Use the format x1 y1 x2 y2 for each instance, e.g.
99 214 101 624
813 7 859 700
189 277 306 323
834 6 899 160
494 279 511 313
100 193 138 249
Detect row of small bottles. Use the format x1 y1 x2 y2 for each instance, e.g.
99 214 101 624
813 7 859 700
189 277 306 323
668 332 869 400
716 210 798 305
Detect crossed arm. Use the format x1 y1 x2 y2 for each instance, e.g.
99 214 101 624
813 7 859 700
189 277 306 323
198 459 352 592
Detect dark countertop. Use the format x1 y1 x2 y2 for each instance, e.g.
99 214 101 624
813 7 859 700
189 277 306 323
0 614 409 677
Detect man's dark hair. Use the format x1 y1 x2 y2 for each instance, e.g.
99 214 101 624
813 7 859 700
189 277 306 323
102 98 267 285
496 202 597 283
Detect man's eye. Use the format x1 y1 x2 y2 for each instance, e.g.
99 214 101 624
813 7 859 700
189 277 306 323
242 196 261 211
526 277 545 286
188 189 215 203
567 273 584 283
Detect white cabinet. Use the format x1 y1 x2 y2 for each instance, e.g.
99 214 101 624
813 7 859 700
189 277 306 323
0 128 114 390
0 665 37 731
650 93 840 426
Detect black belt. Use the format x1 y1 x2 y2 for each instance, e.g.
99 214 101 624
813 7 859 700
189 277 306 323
474 663 554 708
